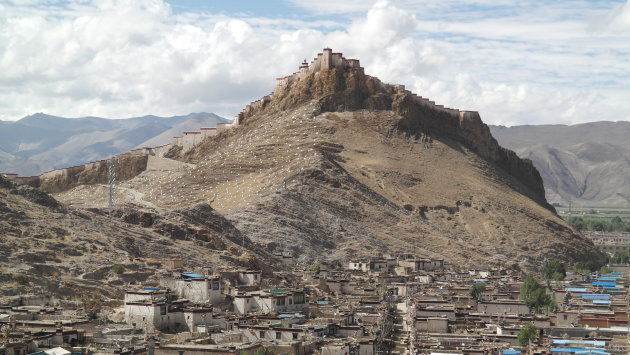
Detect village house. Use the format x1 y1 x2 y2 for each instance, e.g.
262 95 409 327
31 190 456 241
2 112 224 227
160 272 222 305
233 289 306 314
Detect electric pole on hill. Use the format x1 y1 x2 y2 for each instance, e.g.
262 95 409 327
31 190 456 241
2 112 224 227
107 157 117 208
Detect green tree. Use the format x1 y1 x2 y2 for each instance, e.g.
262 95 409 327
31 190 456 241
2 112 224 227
520 274 556 313
469 283 486 302
609 253 629 264
573 261 596 274
517 323 538 346
540 259 566 280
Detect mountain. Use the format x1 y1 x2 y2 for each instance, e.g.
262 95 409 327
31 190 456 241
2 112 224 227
51 49 604 272
0 112 230 176
490 122 630 207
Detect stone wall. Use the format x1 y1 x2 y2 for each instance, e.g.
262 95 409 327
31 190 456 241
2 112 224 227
1 120 237 193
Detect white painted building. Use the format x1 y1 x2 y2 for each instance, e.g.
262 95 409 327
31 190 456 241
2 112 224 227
233 289 307 314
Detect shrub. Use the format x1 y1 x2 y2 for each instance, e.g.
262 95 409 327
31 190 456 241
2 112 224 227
12 273 29 285
111 264 126 274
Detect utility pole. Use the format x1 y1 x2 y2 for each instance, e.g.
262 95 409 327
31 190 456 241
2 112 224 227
107 157 117 207
406 297 416 355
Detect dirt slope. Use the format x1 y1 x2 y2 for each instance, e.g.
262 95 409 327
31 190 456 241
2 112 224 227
54 54 605 271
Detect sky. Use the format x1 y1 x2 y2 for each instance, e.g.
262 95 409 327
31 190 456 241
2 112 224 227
0 0 629 126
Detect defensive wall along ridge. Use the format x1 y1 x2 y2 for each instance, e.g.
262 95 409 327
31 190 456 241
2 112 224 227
0 121 238 193
2 48 473 194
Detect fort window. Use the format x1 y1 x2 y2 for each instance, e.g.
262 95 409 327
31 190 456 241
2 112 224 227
276 332 281 340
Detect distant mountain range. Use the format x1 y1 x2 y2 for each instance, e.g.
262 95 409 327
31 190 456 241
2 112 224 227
490 121 630 207
0 112 230 176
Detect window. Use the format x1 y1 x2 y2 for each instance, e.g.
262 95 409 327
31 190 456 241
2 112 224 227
294 294 305 304
212 281 220 290
160 305 167 315
259 331 265 338
276 297 286 306
289 298 293 305
292 333 298 340
276 332 282 340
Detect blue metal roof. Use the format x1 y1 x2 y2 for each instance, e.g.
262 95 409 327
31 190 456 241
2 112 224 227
181 273 204 278
602 286 621 290
581 293 610 299
143 287 159 291
597 277 620 281
592 300 611 304
552 340 606 346
591 282 616 287
550 347 609 354
502 351 521 355
278 313 305 318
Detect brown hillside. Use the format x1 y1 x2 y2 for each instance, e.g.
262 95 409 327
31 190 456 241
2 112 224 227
53 49 605 271
0 175 277 298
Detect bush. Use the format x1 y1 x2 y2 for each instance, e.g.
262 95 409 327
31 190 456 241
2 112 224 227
12 273 29 285
111 264 126 274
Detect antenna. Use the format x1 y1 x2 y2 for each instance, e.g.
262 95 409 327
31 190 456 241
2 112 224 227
107 157 117 207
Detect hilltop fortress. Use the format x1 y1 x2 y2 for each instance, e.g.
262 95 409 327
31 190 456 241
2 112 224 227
237 47 463 123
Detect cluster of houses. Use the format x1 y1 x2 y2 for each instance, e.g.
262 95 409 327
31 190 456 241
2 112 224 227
1 254 628 355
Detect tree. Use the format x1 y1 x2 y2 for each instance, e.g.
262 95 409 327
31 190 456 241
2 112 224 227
540 259 566 280
573 261 596 274
469 283 486 302
610 252 629 264
517 323 538 346
520 274 555 313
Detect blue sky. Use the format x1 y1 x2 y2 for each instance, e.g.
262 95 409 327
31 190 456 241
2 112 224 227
0 0 629 125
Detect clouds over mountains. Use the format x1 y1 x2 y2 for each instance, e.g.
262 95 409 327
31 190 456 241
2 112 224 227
1 0 629 125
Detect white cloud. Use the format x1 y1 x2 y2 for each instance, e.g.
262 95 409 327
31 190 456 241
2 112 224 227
609 0 630 31
0 0 629 127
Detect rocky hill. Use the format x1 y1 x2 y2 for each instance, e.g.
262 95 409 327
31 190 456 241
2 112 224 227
0 112 229 176
0 175 278 298
490 122 630 207
52 49 605 272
